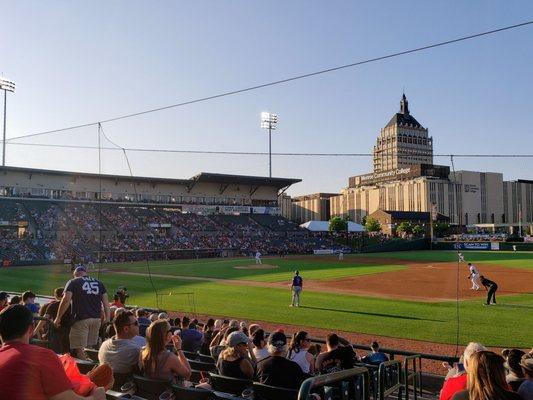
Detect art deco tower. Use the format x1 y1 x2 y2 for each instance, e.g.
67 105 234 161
373 94 433 173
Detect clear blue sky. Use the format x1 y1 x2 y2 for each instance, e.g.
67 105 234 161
1 1 532 195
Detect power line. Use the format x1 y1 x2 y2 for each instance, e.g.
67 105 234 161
5 20 533 143
4 141 533 158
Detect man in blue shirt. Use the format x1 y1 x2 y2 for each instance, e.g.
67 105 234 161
54 266 110 359
361 341 389 365
22 291 39 316
290 270 303 307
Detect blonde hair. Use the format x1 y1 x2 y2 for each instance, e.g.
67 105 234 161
467 351 511 400
463 342 486 368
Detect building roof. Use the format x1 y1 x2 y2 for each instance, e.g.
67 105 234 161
0 166 301 190
292 193 338 201
385 94 424 129
371 210 450 221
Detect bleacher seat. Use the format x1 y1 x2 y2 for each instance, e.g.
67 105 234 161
171 384 213 400
198 353 215 364
75 358 98 374
132 374 171 400
84 348 100 362
188 359 217 372
252 382 299 400
209 373 252 396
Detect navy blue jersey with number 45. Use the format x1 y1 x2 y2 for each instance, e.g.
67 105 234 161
65 276 107 320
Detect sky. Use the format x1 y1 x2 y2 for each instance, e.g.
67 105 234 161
1 1 532 196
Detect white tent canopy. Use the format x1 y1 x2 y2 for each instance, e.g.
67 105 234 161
299 220 365 232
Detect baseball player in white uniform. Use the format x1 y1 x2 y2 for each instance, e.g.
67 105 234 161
255 251 262 265
457 252 465 263
338 251 344 260
467 262 481 290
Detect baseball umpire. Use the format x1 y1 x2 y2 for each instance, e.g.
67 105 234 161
480 275 498 305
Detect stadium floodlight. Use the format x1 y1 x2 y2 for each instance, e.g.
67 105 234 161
260 111 278 178
0 76 16 167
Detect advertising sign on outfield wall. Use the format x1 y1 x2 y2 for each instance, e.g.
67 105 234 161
490 242 500 251
453 242 491 250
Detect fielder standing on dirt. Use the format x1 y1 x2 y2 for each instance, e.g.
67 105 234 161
290 270 303 307
467 263 481 290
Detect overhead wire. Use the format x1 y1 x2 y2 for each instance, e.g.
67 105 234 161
3 20 533 143
3 141 533 158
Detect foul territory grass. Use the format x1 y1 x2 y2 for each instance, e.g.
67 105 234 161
1 251 531 348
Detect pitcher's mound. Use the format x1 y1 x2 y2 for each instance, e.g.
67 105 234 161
235 264 279 270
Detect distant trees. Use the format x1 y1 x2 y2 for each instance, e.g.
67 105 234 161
396 221 413 236
434 222 450 238
329 216 348 232
365 217 381 232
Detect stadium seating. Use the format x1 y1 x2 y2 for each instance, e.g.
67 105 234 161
0 198 347 265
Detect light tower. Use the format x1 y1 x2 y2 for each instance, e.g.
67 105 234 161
260 111 278 177
0 77 16 167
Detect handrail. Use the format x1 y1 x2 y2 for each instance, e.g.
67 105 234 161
298 367 370 400
378 360 403 400
403 355 421 400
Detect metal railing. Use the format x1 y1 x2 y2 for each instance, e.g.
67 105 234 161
378 360 403 400
403 355 422 400
298 367 370 400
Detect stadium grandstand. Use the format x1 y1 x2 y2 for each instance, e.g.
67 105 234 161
0 166 349 265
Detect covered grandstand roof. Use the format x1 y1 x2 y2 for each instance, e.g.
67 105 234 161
0 166 301 189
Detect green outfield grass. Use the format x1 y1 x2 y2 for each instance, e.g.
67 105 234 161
1 251 531 347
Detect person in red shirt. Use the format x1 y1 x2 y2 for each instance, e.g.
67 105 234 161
439 342 486 400
109 294 124 309
0 304 105 400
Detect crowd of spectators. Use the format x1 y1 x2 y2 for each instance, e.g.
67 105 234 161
1 200 348 264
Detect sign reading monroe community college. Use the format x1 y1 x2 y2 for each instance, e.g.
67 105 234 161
349 164 450 187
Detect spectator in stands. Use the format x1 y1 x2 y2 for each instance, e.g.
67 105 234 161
505 349 526 391
9 295 21 305
256 331 305 389
248 323 260 336
216 331 255 380
158 312 169 320
210 326 239 360
22 290 40 315
452 351 522 400
288 331 315 375
139 320 191 383
0 292 8 312
109 294 124 308
252 329 270 361
149 312 159 323
315 333 358 374
180 321 204 353
54 266 110 359
99 310 141 381
181 315 190 329
0 304 105 400
136 308 151 337
37 287 72 354
200 318 215 355
518 354 533 399
361 341 389 365
439 342 486 400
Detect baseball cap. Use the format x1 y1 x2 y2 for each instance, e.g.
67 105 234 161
268 331 287 349
227 331 249 347
0 292 8 301
74 266 87 274
520 354 533 372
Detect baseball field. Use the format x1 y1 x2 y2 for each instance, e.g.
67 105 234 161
1 250 532 348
